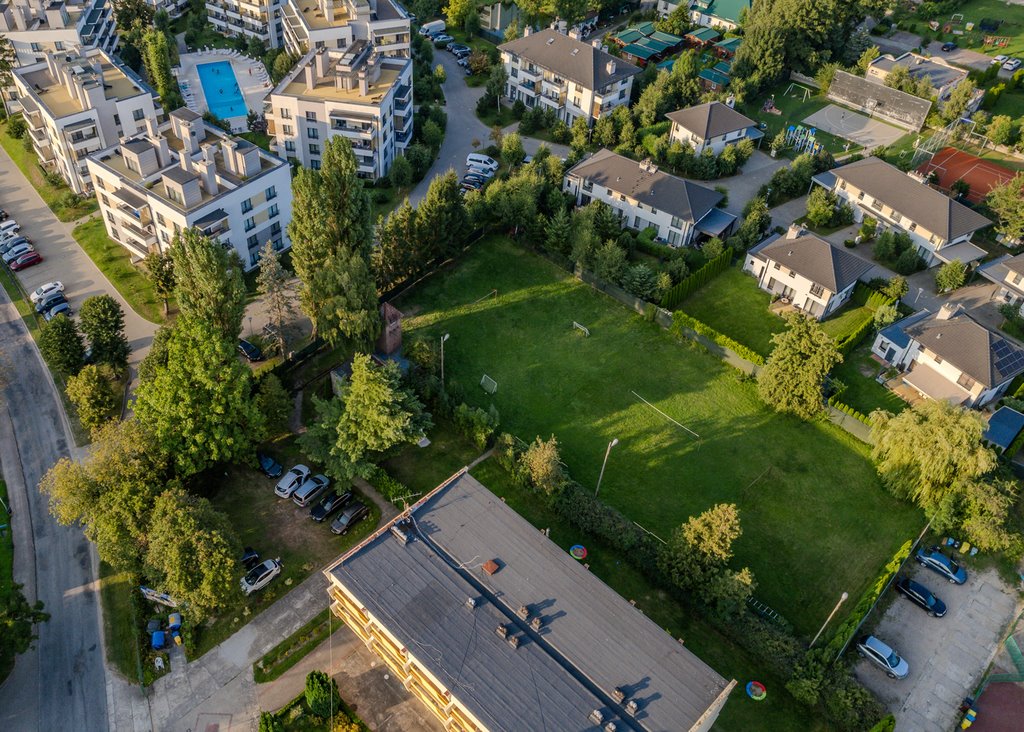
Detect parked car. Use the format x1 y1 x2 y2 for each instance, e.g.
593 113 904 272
11 251 43 271
257 452 283 478
453 48 472 60
293 473 330 508
941 42 957 52
466 153 499 172
0 219 20 238
895 578 947 617
457 57 470 69
330 501 369 535
916 546 967 584
0 237 29 256
993 54 1009 65
1003 58 1021 71
461 179 482 191
30 281 64 304
240 558 281 595
463 173 487 186
2 242 34 264
418 19 445 37
0 208 7 221
432 34 454 45
856 635 909 679
238 339 263 362
446 42 470 54
274 464 310 498
43 302 72 321
35 291 67 314
466 164 494 179
310 489 353 522
240 546 261 571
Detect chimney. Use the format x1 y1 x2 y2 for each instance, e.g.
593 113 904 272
304 61 315 88
568 28 580 40
936 303 961 321
482 559 499 575
606 59 616 76
197 158 218 195
221 137 238 175
592 39 601 49
359 68 369 96
785 223 804 239
180 148 195 173
315 48 329 80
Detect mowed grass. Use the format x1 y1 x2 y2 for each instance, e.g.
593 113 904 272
397 238 922 635
832 344 908 416
679 266 785 357
739 84 857 157
931 0 1024 58
382 419 482 497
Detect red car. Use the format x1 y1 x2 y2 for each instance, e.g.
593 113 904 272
10 251 43 271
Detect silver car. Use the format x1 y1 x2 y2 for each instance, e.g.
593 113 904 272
2 242 33 264
856 635 909 679
274 464 310 498
240 558 281 596
292 474 330 507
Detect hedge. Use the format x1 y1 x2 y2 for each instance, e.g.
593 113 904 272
1002 425 1024 458
827 395 872 426
833 283 898 356
671 310 766 366
660 247 733 310
368 466 409 505
634 238 676 260
834 314 876 357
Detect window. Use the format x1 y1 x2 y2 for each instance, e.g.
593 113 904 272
957 372 976 389
1012 272 1023 286
100 194 109 206
113 114 121 126
311 159 321 170
30 42 41 52
892 212 902 224
810 283 824 297
247 234 259 248
871 198 883 210
307 127 319 139
241 198 253 213
244 216 256 232
857 191 864 201
265 185 277 200
619 89 626 100
284 140 295 152
268 204 279 218
305 111 317 122
582 180 593 192
511 67 518 78
908 222 917 232
839 180 847 190
282 124 293 136
788 270 795 278
280 108 291 119
309 143 320 155
933 354 943 364
55 41 64 51
132 108 145 122
773 261 781 270
106 212 115 224
670 216 683 230
166 187 182 205
667 230 680 246
156 212 165 226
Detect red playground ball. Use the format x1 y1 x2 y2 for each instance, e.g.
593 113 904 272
746 681 767 701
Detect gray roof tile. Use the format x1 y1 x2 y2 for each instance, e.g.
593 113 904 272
665 101 756 140
907 310 1024 387
500 29 641 90
759 233 874 293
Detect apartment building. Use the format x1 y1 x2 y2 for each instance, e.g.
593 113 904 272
499 28 640 127
12 49 160 195
325 470 734 732
563 148 736 247
150 0 191 18
266 43 412 179
86 108 292 269
206 0 281 48
279 0 410 57
477 1 520 37
813 156 991 267
0 0 117 67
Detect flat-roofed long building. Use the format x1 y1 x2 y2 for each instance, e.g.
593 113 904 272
325 470 735 732
278 0 410 57
266 43 411 178
12 48 161 195
86 108 292 269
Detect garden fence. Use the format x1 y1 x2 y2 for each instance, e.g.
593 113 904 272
660 247 734 310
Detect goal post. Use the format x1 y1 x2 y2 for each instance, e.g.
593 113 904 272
572 321 591 337
480 374 498 394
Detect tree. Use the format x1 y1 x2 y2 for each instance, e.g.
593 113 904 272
142 29 183 110
255 373 292 438
553 0 588 26
272 52 298 84
544 205 572 258
78 295 130 370
66 364 119 436
433 63 446 84
0 585 49 674
484 170 541 235
299 353 432 481
987 175 1024 241
805 187 837 228
757 314 842 420
416 170 469 260
879 275 908 301
138 324 173 385
144 485 240 618
258 712 284 732
133 316 263 477
592 240 627 283
485 64 507 114
935 259 966 292
520 435 564 495
422 118 443 149
987 115 1018 146
0 34 15 90
390 154 413 187
170 229 246 341
655 2 691 35
39 315 85 376
942 79 976 124
501 131 525 169
856 45 880 75
873 302 899 329
373 199 420 289
305 670 340 719
570 116 590 151
255 242 294 354
504 18 521 42
870 401 996 518
144 251 175 317
621 263 659 300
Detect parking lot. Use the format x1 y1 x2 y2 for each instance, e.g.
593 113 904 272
855 564 1019 732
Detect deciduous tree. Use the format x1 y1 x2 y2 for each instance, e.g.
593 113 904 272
144 251 175 317
39 315 85 376
0 585 49 674
66 364 119 436
520 435 564 495
805 186 837 228
987 174 1024 241
170 229 246 341
934 259 966 292
78 295 130 370
757 314 842 420
501 131 525 169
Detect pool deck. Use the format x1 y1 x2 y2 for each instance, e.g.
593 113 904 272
175 50 272 133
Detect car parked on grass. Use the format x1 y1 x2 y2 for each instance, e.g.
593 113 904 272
310 489 353 522
238 339 263 362
856 635 910 679
330 501 369 535
11 251 43 271
895 578 947 617
916 546 967 584
241 546 261 571
35 291 67 314
274 464 310 498
293 473 330 507
240 558 281 595
30 281 64 303
993 54 1009 65
257 452 283 478
43 302 72 321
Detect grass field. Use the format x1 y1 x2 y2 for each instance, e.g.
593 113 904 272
679 267 786 356
382 420 481 497
739 83 858 157
832 344 908 416
927 0 1024 58
396 237 922 635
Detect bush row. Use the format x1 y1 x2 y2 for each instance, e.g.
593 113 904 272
670 311 766 366
834 314 876 357
851 282 895 310
828 396 872 426
660 247 733 309
368 466 408 504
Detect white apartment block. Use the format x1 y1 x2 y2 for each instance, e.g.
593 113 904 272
207 0 281 48
266 43 411 179
0 0 117 66
499 28 640 127
147 0 190 18
86 108 293 269
12 48 160 195
279 0 410 56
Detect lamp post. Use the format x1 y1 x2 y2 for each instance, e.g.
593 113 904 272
594 438 619 498
440 333 450 391
809 591 849 649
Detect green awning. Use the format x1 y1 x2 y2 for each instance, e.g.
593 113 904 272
687 27 721 43
698 68 730 86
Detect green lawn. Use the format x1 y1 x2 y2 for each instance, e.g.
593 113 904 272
739 84 858 157
239 131 272 151
925 0 1024 58
254 608 342 683
831 343 907 416
72 219 169 324
679 266 786 357
820 303 873 341
382 419 481 497
477 101 517 128
0 120 98 222
395 237 922 635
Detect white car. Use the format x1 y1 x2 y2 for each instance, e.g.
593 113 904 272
2 242 33 264
274 464 310 498
240 558 281 596
1003 58 1022 72
30 281 64 304
993 54 1009 65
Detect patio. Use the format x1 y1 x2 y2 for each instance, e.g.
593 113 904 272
173 49 273 133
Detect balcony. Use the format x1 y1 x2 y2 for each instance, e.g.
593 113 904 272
519 65 541 79
121 219 156 245
69 133 99 150
330 120 373 139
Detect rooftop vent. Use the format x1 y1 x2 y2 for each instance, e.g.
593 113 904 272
496 623 509 639
625 700 639 716
571 48 579 55
506 634 520 649
465 597 477 610
482 559 500 575
547 37 555 44
517 605 529 620
530 616 543 631
604 724 618 732
390 517 413 545
612 688 626 703
589 710 605 725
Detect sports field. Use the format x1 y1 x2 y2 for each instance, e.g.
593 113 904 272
397 238 922 635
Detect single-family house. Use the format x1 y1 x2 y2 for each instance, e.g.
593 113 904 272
871 304 1024 408
743 228 874 320
666 101 761 155
812 156 991 267
563 148 736 247
978 253 1024 312
658 0 750 32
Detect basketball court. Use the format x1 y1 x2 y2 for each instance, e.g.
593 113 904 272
916 147 1017 204
803 104 906 149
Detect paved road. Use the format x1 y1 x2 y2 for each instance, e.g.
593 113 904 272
0 285 108 731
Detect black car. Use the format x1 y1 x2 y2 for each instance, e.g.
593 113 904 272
895 578 947 617
238 339 263 362
0 209 7 221
941 42 957 52
257 452 283 478
36 293 67 315
241 546 261 571
310 489 353 522
330 501 369 534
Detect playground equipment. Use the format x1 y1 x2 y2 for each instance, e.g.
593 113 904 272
784 124 823 156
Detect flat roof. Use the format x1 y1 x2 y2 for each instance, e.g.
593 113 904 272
18 52 147 118
984 407 1024 450
329 471 732 732
279 57 402 105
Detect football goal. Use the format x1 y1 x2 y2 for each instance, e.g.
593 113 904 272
480 374 498 394
573 321 591 337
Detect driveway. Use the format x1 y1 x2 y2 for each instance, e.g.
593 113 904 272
721 150 787 216
854 564 1019 732
924 42 994 73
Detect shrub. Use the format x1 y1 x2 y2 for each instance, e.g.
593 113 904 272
453 402 499 450
660 247 732 309
304 670 340 719
369 467 409 504
894 248 926 275
671 311 765 366
859 217 877 241
6 115 26 139
258 712 284 732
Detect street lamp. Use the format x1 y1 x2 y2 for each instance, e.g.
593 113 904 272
809 591 849 648
440 333 450 391
594 438 619 498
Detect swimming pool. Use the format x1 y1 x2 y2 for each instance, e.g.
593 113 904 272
196 61 247 119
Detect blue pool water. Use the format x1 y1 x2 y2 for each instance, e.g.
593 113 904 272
196 61 247 119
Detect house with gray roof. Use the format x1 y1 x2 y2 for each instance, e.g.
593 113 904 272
666 101 762 155
324 470 734 732
743 227 874 319
499 28 640 126
813 156 991 267
978 253 1024 313
871 304 1024 408
827 70 932 131
563 148 736 247
866 52 978 109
